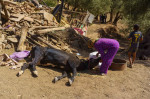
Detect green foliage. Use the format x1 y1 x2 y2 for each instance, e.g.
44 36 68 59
124 12 150 34
43 0 150 33
65 0 111 15
87 0 111 15
110 0 123 12
123 0 150 33
123 0 150 20
43 0 57 7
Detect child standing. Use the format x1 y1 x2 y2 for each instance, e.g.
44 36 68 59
128 24 143 68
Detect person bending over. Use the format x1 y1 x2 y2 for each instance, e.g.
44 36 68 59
89 38 120 76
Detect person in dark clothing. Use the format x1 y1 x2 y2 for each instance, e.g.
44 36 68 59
100 14 103 23
102 14 104 23
103 14 107 23
128 24 143 68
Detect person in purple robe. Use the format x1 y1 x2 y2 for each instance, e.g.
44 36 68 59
89 38 120 75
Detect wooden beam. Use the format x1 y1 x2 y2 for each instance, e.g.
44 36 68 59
33 26 57 29
3 0 18 5
28 32 60 50
17 27 28 51
26 36 44 47
63 10 87 15
24 17 34 22
36 27 66 34
30 26 57 30
1 1 10 20
10 14 25 22
34 19 42 24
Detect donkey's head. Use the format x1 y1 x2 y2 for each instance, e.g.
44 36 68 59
88 57 101 70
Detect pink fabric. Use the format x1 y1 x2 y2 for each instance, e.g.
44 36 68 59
74 28 83 35
10 51 30 61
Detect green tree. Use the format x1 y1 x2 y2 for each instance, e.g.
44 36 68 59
123 0 150 20
65 0 83 11
108 0 124 25
65 0 111 15
123 0 150 33
43 0 57 7
86 0 111 15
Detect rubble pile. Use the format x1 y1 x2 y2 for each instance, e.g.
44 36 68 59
2 1 58 33
0 1 62 51
0 1 91 55
0 54 16 66
44 28 92 53
0 53 24 69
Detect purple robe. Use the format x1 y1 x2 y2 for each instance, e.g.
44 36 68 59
94 38 119 74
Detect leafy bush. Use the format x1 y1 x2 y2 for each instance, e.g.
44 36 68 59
43 0 57 7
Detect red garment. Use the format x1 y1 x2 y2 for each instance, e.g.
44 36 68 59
74 28 83 35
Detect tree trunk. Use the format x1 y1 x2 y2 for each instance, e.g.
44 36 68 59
67 3 70 10
73 8 76 11
73 0 78 11
109 9 113 23
113 11 121 26
64 3 67 9
95 15 98 21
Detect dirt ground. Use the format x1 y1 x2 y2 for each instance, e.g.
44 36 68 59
0 24 150 99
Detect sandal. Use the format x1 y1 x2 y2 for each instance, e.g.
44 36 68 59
128 64 132 68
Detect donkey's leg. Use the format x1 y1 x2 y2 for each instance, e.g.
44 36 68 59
30 56 43 77
53 71 67 83
68 68 77 86
17 63 30 77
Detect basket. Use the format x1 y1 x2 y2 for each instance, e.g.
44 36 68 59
109 59 127 71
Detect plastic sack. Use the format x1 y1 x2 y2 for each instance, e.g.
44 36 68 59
10 51 30 61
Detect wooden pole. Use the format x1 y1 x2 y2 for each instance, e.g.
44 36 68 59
17 27 28 51
26 36 44 47
3 0 18 5
36 27 66 34
30 26 57 30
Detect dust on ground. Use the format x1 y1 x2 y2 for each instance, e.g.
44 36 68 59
0 24 150 99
